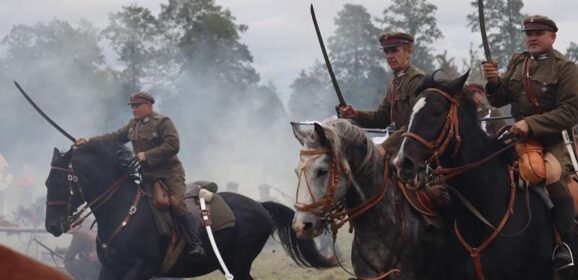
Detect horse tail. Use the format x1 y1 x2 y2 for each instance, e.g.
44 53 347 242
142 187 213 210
260 201 337 268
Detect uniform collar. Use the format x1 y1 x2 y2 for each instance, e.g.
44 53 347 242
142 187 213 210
394 64 411 78
530 49 553 61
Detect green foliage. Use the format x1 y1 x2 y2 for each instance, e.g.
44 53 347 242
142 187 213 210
289 65 333 120
379 0 443 72
102 5 161 93
462 42 484 84
159 0 259 89
289 4 388 121
435 50 459 79
328 4 387 110
466 0 526 65
566 42 578 63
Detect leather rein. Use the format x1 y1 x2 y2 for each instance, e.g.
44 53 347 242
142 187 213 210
400 88 522 280
47 164 140 248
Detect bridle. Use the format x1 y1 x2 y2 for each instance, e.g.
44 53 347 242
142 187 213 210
402 88 462 167
400 88 524 280
294 147 389 237
295 146 397 280
47 162 137 248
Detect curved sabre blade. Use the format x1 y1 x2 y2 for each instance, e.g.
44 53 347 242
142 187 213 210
478 0 492 61
14 81 76 142
310 4 346 106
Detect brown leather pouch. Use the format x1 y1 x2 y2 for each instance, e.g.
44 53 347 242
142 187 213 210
515 139 546 186
153 180 170 210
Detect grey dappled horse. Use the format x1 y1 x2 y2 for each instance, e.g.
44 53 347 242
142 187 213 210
291 119 449 279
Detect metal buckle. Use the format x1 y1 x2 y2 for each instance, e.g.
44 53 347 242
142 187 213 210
129 206 137 215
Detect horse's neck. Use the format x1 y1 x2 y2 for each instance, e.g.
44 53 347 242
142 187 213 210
345 155 398 234
82 172 139 238
444 127 512 223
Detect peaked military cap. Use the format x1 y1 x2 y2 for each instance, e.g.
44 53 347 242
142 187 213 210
378 32 414 48
464 83 484 94
127 91 155 105
523 15 558 32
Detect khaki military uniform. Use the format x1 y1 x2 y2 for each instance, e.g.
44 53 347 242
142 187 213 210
354 64 425 154
486 49 578 196
91 111 188 213
477 103 507 137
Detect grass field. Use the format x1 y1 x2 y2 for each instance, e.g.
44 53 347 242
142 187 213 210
200 232 354 279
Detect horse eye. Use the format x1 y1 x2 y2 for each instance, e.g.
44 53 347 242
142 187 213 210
317 168 328 177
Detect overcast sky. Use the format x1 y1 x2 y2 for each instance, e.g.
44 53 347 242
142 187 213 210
0 0 577 102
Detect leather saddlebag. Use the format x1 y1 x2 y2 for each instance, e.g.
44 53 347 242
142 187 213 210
515 139 546 186
153 180 170 210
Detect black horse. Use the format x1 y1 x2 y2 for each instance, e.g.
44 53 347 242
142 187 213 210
394 71 556 280
44 140 336 280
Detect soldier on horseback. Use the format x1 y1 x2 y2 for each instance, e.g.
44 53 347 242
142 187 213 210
482 15 578 271
75 92 205 259
464 83 507 137
338 32 425 156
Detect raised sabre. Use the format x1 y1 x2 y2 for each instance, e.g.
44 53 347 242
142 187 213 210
13 81 77 142
477 0 492 62
310 4 346 107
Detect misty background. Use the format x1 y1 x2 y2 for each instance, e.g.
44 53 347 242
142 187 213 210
0 0 577 264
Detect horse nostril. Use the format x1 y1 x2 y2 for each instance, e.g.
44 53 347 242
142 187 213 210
399 157 416 181
303 222 313 233
400 157 415 171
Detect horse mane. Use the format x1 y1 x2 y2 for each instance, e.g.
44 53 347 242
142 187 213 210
75 140 135 174
415 71 480 128
318 119 377 179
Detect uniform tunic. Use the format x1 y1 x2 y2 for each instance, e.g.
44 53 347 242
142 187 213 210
353 64 425 154
91 111 188 212
486 49 578 195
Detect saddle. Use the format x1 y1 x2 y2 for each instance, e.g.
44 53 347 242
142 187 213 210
147 180 236 275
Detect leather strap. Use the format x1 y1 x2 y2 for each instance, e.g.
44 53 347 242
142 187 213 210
523 56 541 113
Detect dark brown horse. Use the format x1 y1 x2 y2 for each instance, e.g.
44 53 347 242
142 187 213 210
394 71 555 280
44 140 336 280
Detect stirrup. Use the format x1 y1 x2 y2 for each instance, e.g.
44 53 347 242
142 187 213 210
552 242 574 271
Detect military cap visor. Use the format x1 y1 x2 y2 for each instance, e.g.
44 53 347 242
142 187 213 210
127 92 155 105
522 15 558 32
379 32 414 48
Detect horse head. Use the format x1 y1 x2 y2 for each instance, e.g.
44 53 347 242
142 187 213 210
394 70 471 185
45 146 81 236
291 120 375 239
44 140 134 237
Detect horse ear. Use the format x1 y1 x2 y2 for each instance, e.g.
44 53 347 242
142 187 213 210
291 122 307 146
448 69 470 93
313 123 330 147
52 148 60 161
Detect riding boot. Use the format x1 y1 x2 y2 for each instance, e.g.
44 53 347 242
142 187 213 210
551 196 575 271
175 212 206 258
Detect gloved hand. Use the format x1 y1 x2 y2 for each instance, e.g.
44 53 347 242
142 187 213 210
481 59 499 85
75 138 88 145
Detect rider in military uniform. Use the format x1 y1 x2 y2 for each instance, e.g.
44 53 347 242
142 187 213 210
76 92 205 258
338 32 425 156
464 83 507 137
482 15 578 271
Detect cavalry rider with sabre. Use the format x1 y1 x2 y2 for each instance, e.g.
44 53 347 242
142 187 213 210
483 15 578 271
76 92 205 259
339 32 425 156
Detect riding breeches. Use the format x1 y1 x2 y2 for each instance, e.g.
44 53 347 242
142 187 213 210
545 140 573 198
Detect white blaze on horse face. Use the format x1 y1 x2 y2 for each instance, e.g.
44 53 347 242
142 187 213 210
394 96 427 165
